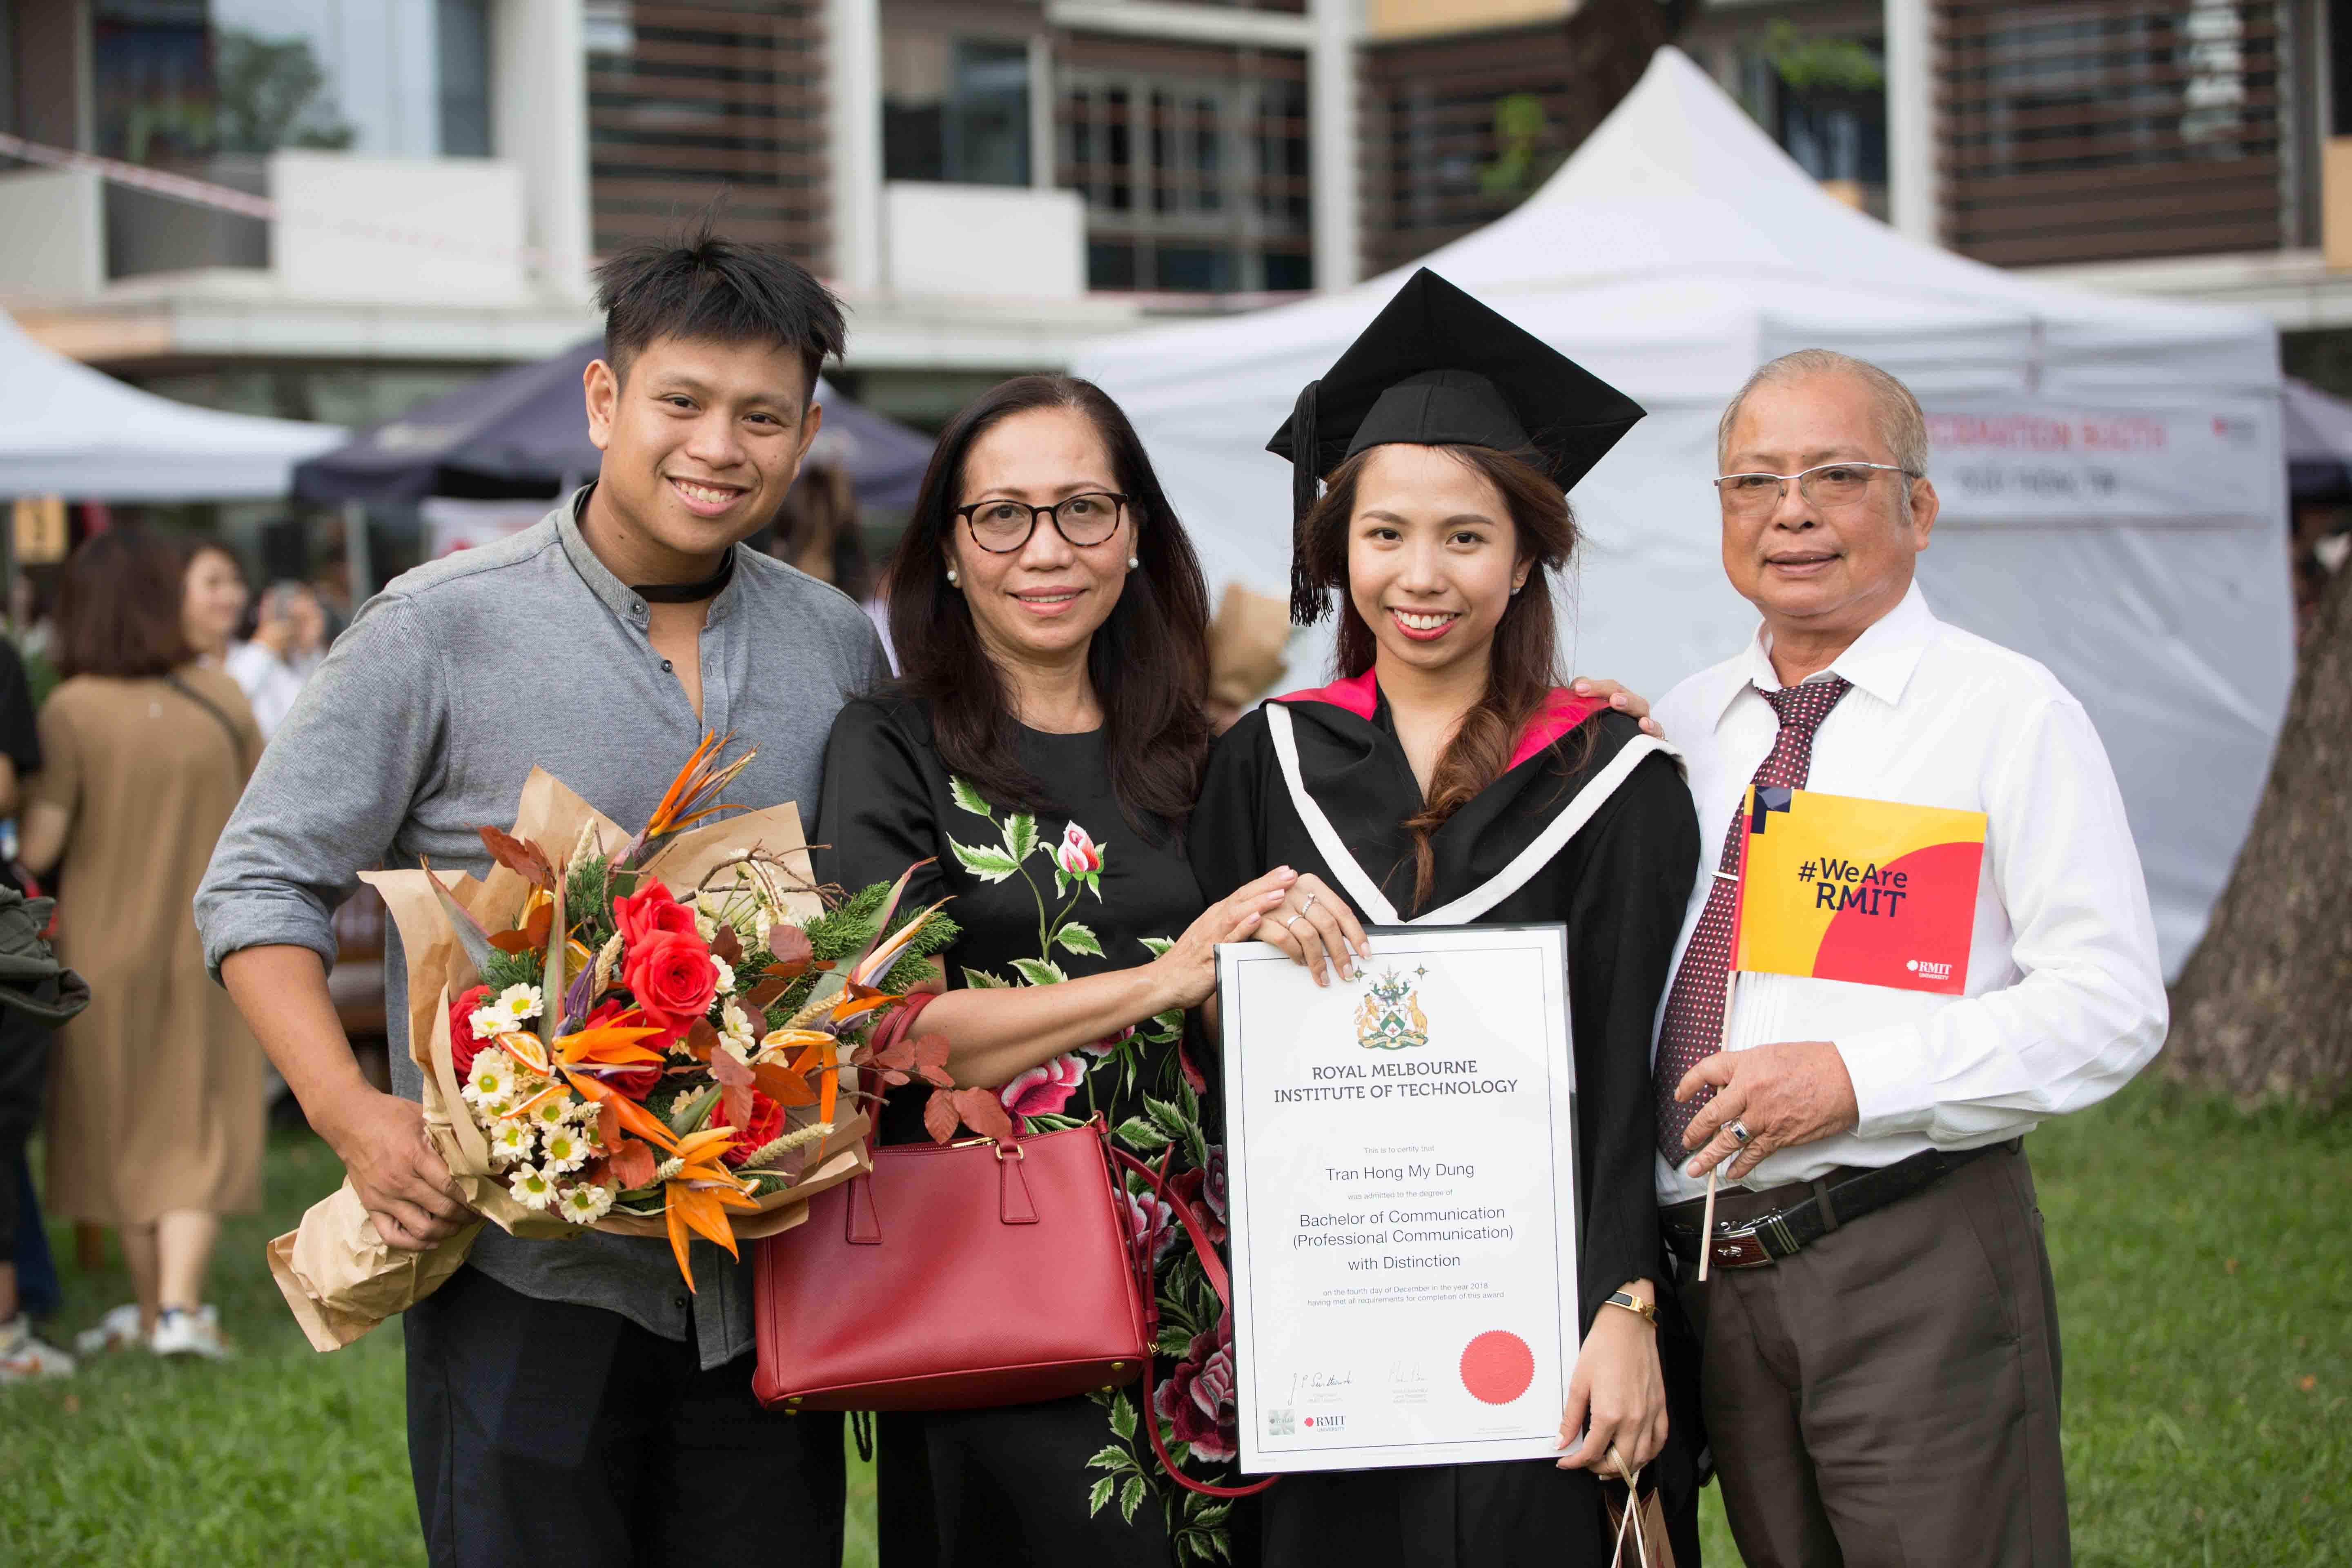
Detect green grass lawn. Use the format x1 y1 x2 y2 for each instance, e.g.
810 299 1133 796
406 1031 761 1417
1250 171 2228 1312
4 1079 2345 1565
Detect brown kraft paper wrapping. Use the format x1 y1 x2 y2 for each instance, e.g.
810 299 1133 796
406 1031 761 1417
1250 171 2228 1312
266 768 870 1351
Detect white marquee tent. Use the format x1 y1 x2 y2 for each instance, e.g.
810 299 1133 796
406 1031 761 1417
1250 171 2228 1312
0 308 342 499
1073 47 2292 977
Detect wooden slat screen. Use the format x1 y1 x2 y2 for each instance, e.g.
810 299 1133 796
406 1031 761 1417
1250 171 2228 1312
588 1 829 265
1056 33 1312 292
1937 0 2290 265
1359 22 1576 277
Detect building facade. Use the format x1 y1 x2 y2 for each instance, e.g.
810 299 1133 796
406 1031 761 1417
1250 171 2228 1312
2 0 2345 426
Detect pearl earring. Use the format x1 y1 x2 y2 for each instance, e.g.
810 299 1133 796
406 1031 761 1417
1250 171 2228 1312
1127 554 1140 570
946 568 960 586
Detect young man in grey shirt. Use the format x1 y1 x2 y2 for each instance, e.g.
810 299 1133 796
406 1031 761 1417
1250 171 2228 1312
197 227 886 1564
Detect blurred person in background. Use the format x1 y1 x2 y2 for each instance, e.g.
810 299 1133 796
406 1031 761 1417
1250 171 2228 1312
772 461 894 664
21 534 264 1360
0 634 65 1381
180 539 250 670
225 582 330 741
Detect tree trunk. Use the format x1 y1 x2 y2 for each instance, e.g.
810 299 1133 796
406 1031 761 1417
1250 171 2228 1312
2165 560 2352 1111
1552 0 1702 151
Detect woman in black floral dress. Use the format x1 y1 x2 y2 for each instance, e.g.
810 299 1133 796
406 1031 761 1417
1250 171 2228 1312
817 375 1294 1568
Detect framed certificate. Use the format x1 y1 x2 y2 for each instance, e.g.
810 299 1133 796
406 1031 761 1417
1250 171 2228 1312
1217 924 1580 1475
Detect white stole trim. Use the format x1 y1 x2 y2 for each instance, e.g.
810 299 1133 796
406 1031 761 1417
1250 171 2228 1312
1263 701 1678 927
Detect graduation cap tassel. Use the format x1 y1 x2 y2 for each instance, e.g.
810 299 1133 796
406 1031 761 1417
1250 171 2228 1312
1287 378 1329 626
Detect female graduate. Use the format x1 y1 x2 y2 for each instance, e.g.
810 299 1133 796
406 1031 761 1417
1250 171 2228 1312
1189 270 1706 1567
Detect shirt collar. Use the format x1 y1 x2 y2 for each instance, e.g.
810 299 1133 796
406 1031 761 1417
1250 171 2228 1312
1713 579 1940 724
554 483 745 631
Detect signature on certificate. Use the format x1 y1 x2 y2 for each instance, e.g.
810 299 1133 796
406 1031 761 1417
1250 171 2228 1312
1288 1368 1357 1403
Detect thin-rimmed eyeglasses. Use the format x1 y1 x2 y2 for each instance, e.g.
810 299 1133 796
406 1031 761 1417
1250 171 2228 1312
1713 461 1917 517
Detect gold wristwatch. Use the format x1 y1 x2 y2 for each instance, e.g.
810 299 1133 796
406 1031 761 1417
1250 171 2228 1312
1604 1290 1658 1327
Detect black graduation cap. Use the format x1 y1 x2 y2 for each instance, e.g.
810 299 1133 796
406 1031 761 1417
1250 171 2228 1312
1266 268 1646 623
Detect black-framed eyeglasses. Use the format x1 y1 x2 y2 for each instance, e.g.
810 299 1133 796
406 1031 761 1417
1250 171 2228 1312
1713 461 1918 517
954 492 1129 553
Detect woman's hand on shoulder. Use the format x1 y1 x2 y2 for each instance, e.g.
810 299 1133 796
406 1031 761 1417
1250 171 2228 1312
1148 866 1299 1010
1570 678 1664 739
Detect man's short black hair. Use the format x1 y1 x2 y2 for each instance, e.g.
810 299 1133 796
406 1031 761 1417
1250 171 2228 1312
592 213 847 396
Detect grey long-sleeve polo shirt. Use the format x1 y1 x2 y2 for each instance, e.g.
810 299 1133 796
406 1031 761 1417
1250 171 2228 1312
196 490 889 1367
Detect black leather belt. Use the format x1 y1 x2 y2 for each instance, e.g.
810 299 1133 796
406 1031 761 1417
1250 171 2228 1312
1661 1139 2017 1272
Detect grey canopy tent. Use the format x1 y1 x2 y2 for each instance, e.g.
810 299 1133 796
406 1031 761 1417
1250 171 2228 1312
291 338 933 508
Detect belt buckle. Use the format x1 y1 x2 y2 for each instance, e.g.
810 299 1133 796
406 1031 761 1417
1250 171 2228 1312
1708 1218 1777 1270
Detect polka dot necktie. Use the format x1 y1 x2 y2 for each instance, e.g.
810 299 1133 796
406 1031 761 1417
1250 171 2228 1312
1653 676 1853 1162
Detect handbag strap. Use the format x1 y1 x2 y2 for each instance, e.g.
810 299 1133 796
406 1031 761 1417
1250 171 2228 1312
164 673 252 777
1109 1147 1279 1500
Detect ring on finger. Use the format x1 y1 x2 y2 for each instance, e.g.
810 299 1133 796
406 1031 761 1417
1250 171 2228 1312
1727 1118 1753 1147
1283 913 1305 930
1301 891 1318 914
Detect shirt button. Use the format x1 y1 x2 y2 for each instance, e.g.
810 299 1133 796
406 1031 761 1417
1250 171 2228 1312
631 601 644 614
673 1294 689 1311
661 659 673 672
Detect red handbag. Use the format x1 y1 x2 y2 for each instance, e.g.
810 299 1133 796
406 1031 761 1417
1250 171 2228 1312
750 998 1276 1499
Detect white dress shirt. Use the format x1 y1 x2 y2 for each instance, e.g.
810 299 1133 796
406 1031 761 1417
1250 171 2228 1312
1651 581 2167 1205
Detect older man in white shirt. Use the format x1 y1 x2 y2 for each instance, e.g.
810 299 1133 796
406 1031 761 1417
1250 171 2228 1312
1650 349 2167 1567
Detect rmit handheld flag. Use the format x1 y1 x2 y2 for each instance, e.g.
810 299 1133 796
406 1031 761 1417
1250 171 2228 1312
1731 786 1988 996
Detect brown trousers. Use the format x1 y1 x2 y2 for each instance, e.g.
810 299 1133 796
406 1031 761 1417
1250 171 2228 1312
1674 1142 2070 1568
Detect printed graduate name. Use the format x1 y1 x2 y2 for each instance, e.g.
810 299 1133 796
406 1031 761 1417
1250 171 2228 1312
1273 1058 1520 1103
1795 857 1911 917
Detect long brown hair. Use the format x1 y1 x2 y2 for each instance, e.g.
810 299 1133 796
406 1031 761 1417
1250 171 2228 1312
1299 444 1582 911
56 533 195 680
886 375 1214 839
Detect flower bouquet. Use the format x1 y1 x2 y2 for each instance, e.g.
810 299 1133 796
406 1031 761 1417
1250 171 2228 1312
268 736 957 1350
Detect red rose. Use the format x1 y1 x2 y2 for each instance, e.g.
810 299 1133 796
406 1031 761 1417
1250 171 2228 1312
713 1089 785 1166
584 998 666 1099
613 882 697 949
448 984 494 1079
624 929 719 1031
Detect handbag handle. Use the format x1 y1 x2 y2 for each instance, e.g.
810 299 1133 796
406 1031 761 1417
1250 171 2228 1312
1109 1147 1279 1499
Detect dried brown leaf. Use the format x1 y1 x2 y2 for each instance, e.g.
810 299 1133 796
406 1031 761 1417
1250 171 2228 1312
767 924 814 969
751 1062 817 1108
922 1089 961 1145
488 929 537 955
950 1087 1016 1147
479 825 556 890
608 1138 659 1189
685 1019 719 1060
744 976 789 1009
709 1047 753 1089
711 923 743 966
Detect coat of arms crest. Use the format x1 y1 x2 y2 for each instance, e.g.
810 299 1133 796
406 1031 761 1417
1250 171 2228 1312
1354 967 1430 1051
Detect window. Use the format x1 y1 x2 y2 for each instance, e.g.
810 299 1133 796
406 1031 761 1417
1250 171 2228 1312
884 32 1031 186
437 0 493 156
1059 37 1312 294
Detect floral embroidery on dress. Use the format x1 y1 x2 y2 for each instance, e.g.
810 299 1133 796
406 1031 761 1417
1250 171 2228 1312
948 777 1239 1563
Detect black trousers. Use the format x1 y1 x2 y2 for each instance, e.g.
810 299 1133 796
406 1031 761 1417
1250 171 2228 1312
405 1265 845 1568
1677 1142 2069 1568
0 1012 51 1260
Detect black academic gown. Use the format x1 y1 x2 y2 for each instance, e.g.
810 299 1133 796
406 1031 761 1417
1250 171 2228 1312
1189 675 1706 1568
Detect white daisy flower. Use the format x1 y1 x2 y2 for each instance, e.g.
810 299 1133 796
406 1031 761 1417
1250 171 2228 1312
693 910 721 943
463 1055 514 1106
468 1005 506 1041
541 1127 590 1173
711 956 737 996
719 1002 757 1057
508 1163 558 1210
528 1094 575 1132
494 984 543 1025
559 1184 614 1225
486 1120 535 1167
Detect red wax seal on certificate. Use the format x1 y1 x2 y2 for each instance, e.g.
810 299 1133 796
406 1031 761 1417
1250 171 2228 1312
1459 1331 1535 1405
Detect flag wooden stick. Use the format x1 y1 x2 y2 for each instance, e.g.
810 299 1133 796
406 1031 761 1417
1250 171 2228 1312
1695 969 1737 1283
1698 799 1754 1285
